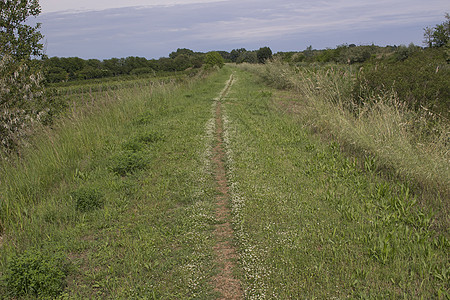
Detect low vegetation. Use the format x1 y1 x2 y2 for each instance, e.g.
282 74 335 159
0 60 448 298
224 68 448 298
1 2 448 297
239 55 449 202
0 67 232 298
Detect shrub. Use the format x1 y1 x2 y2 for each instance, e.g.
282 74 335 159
1 249 70 298
204 51 224 69
353 48 449 118
71 186 104 212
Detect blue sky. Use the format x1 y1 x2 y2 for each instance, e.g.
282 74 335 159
36 0 449 59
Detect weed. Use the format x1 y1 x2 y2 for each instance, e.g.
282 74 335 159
109 150 149 176
71 186 104 212
136 132 163 144
1 249 70 298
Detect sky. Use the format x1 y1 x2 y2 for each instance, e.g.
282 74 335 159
35 0 449 59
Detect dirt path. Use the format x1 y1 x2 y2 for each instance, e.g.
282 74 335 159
212 74 243 299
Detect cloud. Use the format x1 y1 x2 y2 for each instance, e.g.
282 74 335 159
36 0 449 59
40 0 230 13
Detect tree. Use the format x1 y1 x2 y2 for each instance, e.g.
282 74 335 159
230 48 247 63
303 45 314 59
423 26 434 48
204 51 224 69
432 23 449 47
173 54 191 71
256 47 272 63
0 0 43 59
0 0 52 154
423 13 450 48
236 51 258 64
169 48 194 59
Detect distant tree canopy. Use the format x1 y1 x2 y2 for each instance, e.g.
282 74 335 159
237 51 258 64
257 47 273 63
43 48 208 83
204 51 224 69
423 13 450 48
230 48 247 62
44 44 426 84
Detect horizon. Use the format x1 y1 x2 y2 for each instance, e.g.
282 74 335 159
36 0 449 60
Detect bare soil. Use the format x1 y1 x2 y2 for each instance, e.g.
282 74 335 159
211 76 243 300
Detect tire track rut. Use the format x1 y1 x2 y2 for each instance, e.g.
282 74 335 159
211 74 243 300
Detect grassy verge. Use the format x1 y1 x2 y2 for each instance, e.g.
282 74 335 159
0 67 232 298
238 61 449 230
224 68 448 298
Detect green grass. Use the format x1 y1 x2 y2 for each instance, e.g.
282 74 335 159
0 64 448 299
0 67 232 298
239 60 449 222
223 68 449 298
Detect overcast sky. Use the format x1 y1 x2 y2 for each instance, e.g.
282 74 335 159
35 0 449 59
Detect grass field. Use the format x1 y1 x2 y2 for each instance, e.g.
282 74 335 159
0 65 448 299
223 68 448 298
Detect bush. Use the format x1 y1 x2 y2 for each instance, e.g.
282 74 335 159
353 48 450 118
71 186 104 212
204 51 224 69
1 250 70 298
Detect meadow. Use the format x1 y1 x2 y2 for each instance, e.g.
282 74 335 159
0 64 448 299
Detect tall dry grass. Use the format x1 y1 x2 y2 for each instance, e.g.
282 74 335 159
239 60 449 212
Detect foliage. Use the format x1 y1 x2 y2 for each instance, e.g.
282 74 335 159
236 51 258 64
204 51 224 69
0 69 228 298
230 48 247 62
43 51 206 83
0 0 43 59
109 150 149 176
256 46 273 63
354 47 449 118
338 45 376 64
0 0 59 156
239 59 449 200
224 68 449 298
424 13 450 48
169 48 195 59
1 249 70 298
71 186 104 212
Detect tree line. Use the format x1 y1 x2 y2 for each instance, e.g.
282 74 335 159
43 47 273 83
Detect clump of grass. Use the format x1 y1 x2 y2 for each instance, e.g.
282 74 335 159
136 132 163 144
109 150 149 176
1 249 70 298
122 132 164 152
71 186 104 212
